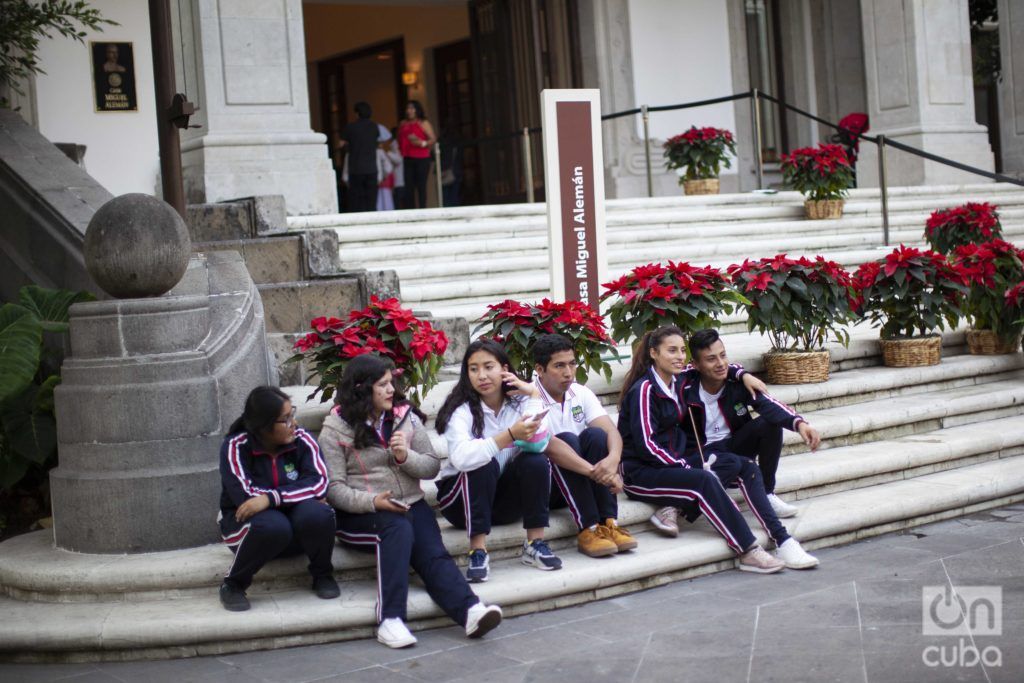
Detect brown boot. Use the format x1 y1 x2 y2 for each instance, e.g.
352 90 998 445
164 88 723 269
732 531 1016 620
603 518 638 552
577 525 618 557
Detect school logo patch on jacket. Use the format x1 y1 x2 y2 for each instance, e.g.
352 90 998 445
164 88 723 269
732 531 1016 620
284 462 299 481
571 405 585 423
734 402 748 416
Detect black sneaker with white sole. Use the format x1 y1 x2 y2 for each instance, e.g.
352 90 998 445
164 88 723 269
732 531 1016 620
521 539 562 570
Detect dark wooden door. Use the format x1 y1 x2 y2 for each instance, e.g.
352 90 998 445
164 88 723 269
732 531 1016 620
434 39 481 206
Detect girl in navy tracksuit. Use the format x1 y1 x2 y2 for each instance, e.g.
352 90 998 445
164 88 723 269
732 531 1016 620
617 326 786 573
217 386 339 611
320 355 502 649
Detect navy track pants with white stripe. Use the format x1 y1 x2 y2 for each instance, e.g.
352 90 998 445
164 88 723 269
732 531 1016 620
550 428 618 530
621 460 756 554
707 450 790 546
219 499 336 590
335 499 479 624
436 452 551 537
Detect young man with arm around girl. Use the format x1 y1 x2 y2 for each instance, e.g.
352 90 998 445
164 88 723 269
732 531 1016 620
218 387 339 611
617 326 790 574
319 355 502 649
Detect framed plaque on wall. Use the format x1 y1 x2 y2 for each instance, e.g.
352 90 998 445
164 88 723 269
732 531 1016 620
91 41 137 112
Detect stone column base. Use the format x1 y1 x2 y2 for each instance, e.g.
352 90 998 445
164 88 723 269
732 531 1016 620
857 126 995 187
182 133 338 216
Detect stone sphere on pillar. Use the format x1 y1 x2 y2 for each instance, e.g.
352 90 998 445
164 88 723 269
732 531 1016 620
84 193 192 298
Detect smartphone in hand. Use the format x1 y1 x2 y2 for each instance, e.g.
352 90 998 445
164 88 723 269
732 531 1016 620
388 498 411 510
526 409 550 423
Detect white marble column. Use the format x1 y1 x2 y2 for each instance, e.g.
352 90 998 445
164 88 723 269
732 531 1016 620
173 0 337 215
998 0 1024 177
858 0 994 187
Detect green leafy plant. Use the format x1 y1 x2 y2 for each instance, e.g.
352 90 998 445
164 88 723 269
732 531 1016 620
289 296 448 405
663 127 736 182
600 261 748 349
780 144 854 201
0 285 93 489
852 246 969 339
952 239 1024 342
0 0 118 106
473 298 618 383
728 254 855 351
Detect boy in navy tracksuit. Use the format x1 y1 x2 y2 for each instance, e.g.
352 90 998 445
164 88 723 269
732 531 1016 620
218 391 338 610
683 329 821 519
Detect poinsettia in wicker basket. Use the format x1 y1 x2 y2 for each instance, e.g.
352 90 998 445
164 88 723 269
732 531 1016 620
728 254 855 383
780 143 854 219
663 126 736 195
473 298 618 382
951 239 1024 354
290 295 448 404
851 246 969 367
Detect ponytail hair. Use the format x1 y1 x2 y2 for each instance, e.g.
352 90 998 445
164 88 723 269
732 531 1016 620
228 386 291 437
436 338 516 437
618 325 686 407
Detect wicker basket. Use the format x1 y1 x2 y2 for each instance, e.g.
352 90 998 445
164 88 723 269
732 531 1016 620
683 178 720 195
878 336 941 367
762 349 830 384
804 199 844 219
966 328 1023 355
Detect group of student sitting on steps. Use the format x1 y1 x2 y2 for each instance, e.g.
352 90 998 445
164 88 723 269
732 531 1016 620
216 326 823 648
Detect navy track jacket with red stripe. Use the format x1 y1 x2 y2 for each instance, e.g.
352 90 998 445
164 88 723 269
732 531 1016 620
219 428 329 514
680 376 805 449
619 365 745 469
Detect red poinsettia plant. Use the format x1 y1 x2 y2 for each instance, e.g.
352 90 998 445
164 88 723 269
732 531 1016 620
473 299 617 383
663 127 737 181
851 246 968 339
1006 281 1024 328
924 202 1003 254
951 239 1024 341
600 261 747 348
728 254 855 351
780 144 854 201
473 298 617 383
289 295 448 404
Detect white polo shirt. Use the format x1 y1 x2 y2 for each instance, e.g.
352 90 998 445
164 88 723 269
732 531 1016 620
698 383 729 444
534 379 607 436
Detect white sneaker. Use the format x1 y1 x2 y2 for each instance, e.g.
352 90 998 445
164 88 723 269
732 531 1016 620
649 506 679 537
775 537 819 569
465 601 503 639
767 493 798 518
377 617 417 648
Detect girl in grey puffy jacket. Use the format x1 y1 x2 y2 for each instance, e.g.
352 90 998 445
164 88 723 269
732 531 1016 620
319 354 502 649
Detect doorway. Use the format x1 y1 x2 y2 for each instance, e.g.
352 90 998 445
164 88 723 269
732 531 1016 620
745 0 788 161
317 39 406 207
434 39 480 206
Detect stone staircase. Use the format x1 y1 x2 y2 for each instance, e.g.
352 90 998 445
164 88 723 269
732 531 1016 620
3 326 1023 662
287 183 1024 326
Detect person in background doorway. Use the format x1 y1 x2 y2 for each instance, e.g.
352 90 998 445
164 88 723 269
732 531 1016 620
377 124 402 211
398 100 435 209
340 101 379 213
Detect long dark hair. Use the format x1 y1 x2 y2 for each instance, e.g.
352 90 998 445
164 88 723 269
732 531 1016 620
405 99 427 121
228 386 290 439
336 355 421 449
618 325 686 407
435 338 516 437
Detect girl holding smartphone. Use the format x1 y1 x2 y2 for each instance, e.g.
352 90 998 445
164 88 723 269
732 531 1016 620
320 355 502 649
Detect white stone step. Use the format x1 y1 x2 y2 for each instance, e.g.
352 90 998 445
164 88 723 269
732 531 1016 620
3 451 1023 661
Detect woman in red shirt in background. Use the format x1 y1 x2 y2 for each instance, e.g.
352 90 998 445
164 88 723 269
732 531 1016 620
397 100 436 209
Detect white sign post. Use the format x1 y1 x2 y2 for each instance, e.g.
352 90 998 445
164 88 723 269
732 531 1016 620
540 89 607 310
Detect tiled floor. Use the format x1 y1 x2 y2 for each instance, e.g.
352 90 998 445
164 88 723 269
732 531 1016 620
3 504 1023 683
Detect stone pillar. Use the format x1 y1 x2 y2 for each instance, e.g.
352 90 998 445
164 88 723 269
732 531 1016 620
998 0 1024 177
50 251 273 552
173 0 337 215
858 0 994 187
